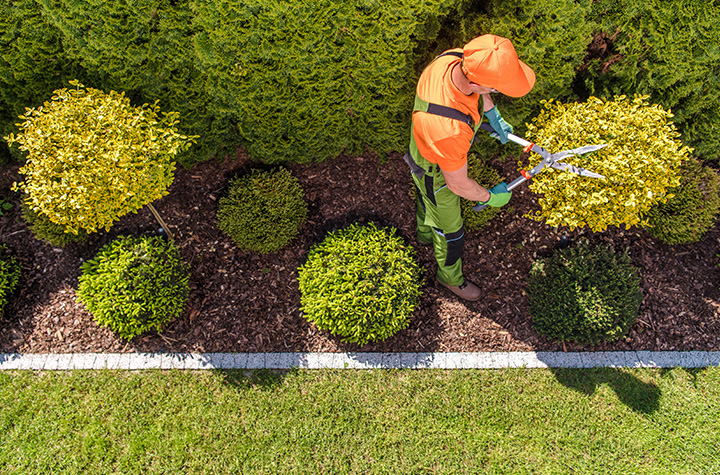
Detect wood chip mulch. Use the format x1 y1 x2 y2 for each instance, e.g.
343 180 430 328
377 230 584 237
1 149 719 354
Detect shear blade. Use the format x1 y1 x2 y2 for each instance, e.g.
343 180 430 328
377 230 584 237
551 161 605 179
551 144 608 161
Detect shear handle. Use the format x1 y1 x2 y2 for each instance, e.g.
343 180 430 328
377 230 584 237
479 122 532 148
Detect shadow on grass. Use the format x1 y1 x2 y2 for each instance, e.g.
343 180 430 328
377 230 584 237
550 368 661 415
218 368 292 391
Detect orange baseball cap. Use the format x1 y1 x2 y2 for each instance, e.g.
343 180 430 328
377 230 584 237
461 35 536 98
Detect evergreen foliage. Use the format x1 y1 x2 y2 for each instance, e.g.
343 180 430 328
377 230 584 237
35 0 234 166
217 168 307 253
454 0 594 143
525 95 691 232
0 244 21 317
298 222 422 346
7 81 194 235
528 241 642 345
644 157 720 245
0 0 87 163
191 0 457 164
21 201 90 247
581 0 720 161
77 235 190 340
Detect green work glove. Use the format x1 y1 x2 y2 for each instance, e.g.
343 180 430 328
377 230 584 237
478 182 512 208
485 106 513 144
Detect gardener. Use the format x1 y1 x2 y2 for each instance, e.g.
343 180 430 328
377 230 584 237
404 34 535 301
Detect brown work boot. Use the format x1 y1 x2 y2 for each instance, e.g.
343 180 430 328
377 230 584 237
437 279 482 301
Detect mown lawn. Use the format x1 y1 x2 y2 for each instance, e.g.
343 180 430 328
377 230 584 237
0 367 718 474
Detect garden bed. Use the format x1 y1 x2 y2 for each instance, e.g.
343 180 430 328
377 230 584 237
1 150 719 354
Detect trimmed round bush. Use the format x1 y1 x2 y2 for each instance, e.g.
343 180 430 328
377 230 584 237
0 245 21 316
528 241 642 345
643 157 720 244
217 168 307 253
77 235 190 340
525 96 691 232
298 222 422 346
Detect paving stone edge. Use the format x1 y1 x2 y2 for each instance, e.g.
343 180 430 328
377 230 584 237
0 351 718 370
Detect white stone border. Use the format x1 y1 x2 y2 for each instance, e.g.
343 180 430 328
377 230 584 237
0 351 718 370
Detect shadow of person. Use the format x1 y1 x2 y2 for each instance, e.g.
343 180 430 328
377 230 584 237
550 367 661 415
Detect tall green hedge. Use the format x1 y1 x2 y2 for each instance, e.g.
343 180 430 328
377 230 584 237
2 0 715 166
0 0 86 162
191 0 458 164
34 0 235 166
580 0 720 161
454 0 594 144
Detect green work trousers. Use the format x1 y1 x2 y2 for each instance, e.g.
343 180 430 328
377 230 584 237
409 141 466 287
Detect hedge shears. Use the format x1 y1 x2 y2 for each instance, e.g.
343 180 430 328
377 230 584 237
473 122 607 211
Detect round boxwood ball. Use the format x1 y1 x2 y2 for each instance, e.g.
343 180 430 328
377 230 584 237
217 168 307 253
77 235 190 340
528 241 642 345
298 222 422 346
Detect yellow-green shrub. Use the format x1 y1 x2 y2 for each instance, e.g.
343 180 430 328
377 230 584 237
524 96 691 231
77 235 190 340
298 223 422 347
6 81 195 235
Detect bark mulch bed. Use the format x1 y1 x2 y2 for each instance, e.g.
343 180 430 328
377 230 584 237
1 149 719 354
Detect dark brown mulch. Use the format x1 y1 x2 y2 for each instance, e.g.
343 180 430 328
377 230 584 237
1 149 719 354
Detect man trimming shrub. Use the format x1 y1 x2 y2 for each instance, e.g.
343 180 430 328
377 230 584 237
298 222 422 347
217 168 307 253
524 95 691 232
528 241 642 345
5 81 195 240
405 34 535 301
77 235 190 340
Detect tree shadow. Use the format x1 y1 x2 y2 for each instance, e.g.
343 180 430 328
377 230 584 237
549 367 661 415
218 368 291 392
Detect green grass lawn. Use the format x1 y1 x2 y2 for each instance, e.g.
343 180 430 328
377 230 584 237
0 368 718 474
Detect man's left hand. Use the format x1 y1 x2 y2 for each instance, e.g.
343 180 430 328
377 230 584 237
485 106 513 144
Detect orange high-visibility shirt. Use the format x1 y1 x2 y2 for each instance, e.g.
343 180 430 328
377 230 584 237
412 49 481 172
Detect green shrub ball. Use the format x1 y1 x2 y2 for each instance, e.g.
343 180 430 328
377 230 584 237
528 241 642 345
77 235 190 340
644 157 720 244
298 222 422 346
217 168 307 253
0 245 21 316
